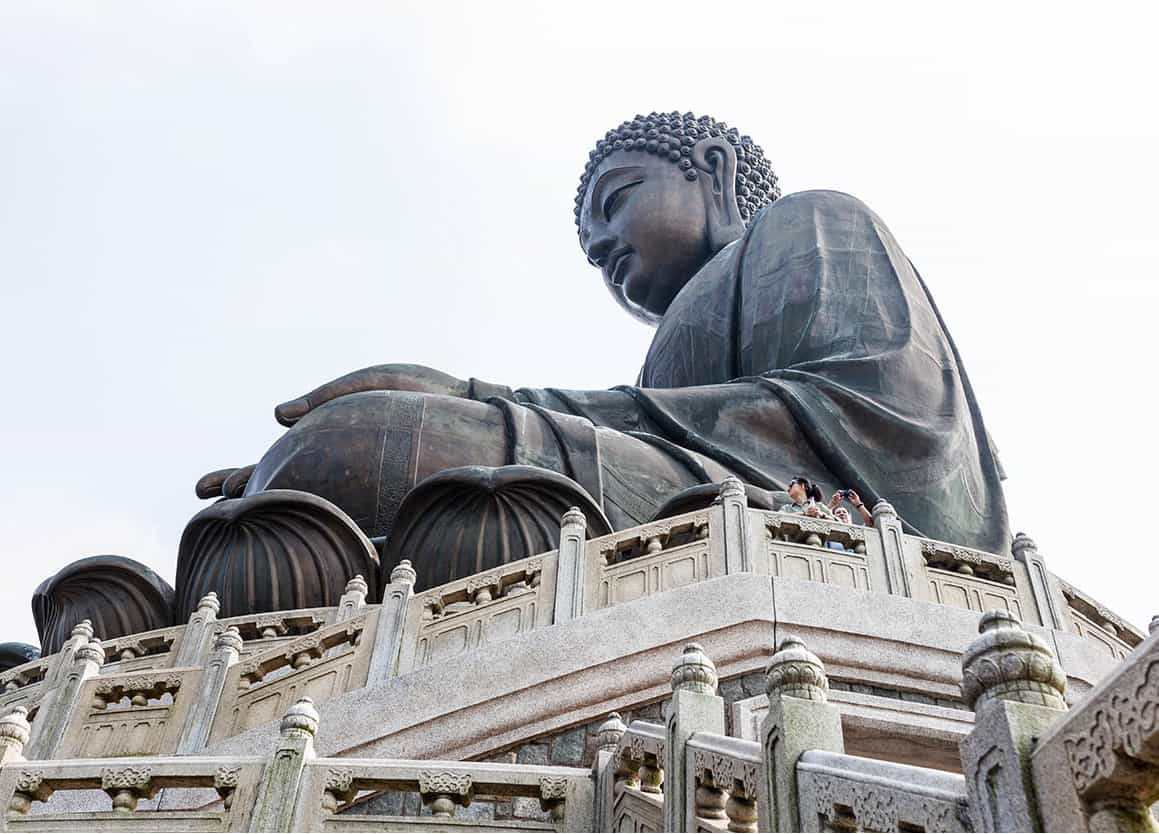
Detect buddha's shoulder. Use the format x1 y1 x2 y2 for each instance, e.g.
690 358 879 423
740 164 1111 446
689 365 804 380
749 189 882 230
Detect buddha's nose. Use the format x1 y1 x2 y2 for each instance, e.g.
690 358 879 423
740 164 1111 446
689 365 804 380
586 235 616 269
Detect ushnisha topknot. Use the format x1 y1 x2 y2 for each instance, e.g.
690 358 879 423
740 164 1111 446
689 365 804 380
575 111 780 234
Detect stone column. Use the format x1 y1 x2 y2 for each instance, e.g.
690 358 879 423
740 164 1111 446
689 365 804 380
173 592 222 669
1011 533 1072 631
250 697 319 832
872 500 913 597
760 636 844 833
718 477 752 575
959 610 1069 832
664 643 726 833
26 633 105 760
367 561 416 685
177 626 243 754
553 507 588 624
0 707 31 764
593 712 627 832
335 575 369 622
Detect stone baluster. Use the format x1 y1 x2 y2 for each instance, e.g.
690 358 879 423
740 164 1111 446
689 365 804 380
665 643 726 833
173 591 221 668
25 632 105 760
176 625 243 754
553 507 588 624
872 500 913 597
101 766 155 815
419 770 474 818
335 575 369 622
367 560 416 684
594 712 627 831
1011 533 1072 631
760 636 844 833
0 707 31 764
958 610 1069 831
250 697 319 832
718 476 752 575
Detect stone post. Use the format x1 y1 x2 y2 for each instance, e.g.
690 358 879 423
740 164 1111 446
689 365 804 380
718 477 752 575
1011 533 1072 631
173 592 222 668
250 697 319 832
41 619 93 690
760 636 844 833
335 575 369 622
177 625 243 754
553 507 588 624
958 610 1069 832
367 560 416 684
0 707 31 764
664 643 726 833
593 712 627 832
25 632 104 760
872 500 913 597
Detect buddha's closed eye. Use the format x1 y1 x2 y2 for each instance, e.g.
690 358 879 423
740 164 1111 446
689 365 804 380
603 179 643 220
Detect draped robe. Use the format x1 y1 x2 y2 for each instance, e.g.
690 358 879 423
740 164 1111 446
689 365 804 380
501 190 1009 554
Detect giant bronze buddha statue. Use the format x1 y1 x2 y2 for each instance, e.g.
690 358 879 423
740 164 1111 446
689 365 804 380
30 111 1010 642
195 110 1008 591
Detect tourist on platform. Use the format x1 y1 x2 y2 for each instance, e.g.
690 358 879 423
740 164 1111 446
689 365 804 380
829 489 874 525
779 477 833 519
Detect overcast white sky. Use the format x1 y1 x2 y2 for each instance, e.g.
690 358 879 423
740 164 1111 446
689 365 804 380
1 2 1156 646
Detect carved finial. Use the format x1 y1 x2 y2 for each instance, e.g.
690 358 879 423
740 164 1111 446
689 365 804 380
1150 615 1159 635
389 559 417 586
74 637 105 667
344 575 369 596
196 591 221 616
671 643 718 695
871 500 896 522
597 712 627 751
212 625 244 654
279 696 320 738
719 476 746 500
0 707 31 749
765 635 828 702
561 506 587 528
71 619 94 641
1011 532 1038 559
960 610 1066 712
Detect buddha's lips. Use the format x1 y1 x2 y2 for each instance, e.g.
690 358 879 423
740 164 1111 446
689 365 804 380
607 247 632 286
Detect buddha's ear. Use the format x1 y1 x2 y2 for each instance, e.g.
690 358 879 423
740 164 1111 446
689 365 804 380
692 138 745 251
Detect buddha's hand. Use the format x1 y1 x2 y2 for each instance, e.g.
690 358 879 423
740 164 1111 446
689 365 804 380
274 364 471 426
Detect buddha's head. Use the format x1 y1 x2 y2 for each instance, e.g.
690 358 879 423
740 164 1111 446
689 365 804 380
576 112 779 325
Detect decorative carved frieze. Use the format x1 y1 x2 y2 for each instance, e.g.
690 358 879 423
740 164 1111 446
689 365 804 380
8 769 51 814
1062 658 1159 795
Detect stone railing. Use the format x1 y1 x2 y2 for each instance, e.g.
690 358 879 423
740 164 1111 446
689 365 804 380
396 552 554 674
2 612 1159 830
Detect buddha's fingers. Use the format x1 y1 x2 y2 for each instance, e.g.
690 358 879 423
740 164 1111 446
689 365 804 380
195 467 242 499
222 465 256 498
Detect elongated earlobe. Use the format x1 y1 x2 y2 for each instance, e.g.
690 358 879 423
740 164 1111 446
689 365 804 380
692 138 745 251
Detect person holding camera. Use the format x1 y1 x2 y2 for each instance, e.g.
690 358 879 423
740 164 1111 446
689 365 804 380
828 488 873 525
778 476 834 519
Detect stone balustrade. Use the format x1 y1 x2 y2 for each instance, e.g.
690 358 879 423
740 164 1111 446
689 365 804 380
0 628 1157 830
0 481 1145 771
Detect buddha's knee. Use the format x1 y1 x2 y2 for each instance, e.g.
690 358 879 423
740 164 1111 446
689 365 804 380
246 390 508 535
